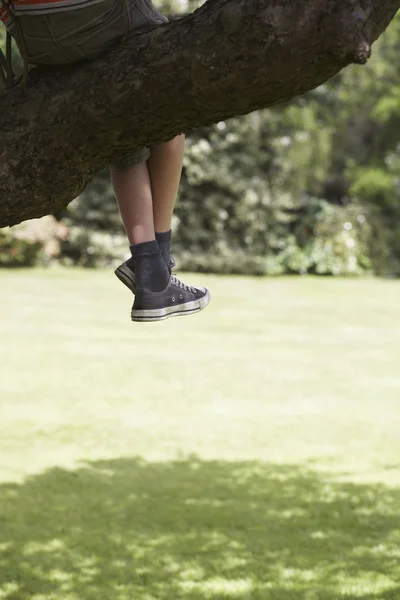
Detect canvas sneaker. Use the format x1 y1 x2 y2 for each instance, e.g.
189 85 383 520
115 255 176 294
131 275 211 322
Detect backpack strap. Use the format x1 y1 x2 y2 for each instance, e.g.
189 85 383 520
0 31 16 86
0 46 9 85
0 0 29 85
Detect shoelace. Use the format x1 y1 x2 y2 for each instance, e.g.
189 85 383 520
171 275 197 294
169 256 176 271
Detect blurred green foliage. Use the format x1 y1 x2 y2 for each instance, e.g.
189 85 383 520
0 229 42 266
2 2 400 274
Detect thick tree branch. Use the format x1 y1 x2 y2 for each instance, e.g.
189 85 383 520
0 0 399 226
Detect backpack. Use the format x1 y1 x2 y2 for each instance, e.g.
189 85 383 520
0 0 29 87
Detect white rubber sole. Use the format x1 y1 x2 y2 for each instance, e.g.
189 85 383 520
131 290 211 322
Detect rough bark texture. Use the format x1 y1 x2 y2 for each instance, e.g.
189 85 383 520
0 0 399 227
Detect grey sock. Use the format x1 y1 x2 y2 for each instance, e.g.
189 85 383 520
130 240 169 292
155 230 172 267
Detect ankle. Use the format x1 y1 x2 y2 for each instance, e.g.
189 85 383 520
131 240 169 292
155 230 172 267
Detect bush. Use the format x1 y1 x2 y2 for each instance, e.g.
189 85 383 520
172 200 374 277
60 227 127 268
0 216 69 268
175 250 267 276
0 229 42 267
294 199 373 276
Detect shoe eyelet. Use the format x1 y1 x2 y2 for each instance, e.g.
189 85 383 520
172 297 176 302
179 295 183 300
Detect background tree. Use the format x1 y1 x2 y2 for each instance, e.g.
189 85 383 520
62 4 400 276
1 1 400 274
1 0 399 225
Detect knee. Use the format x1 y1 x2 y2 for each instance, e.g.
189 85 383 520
154 134 185 151
166 134 185 152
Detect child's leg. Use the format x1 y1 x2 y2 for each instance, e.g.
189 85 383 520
111 137 211 321
111 162 155 245
147 134 186 234
112 135 184 253
111 163 169 293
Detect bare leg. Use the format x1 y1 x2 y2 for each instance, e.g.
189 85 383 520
110 162 155 245
147 134 185 233
111 135 211 321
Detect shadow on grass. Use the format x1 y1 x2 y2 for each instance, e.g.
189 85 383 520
0 458 399 599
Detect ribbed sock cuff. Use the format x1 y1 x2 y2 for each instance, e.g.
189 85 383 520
130 239 159 257
155 230 172 267
155 230 172 244
130 240 169 292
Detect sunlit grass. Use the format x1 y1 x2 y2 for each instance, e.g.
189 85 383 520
0 268 399 599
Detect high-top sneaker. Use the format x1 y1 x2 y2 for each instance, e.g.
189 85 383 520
131 275 210 322
115 256 176 294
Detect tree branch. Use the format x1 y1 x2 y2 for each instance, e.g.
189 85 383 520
1 0 399 227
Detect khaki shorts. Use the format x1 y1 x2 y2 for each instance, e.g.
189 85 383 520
14 0 168 168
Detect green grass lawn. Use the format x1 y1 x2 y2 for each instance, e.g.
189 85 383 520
0 268 399 600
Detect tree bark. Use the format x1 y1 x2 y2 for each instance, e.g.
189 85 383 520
0 0 399 227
